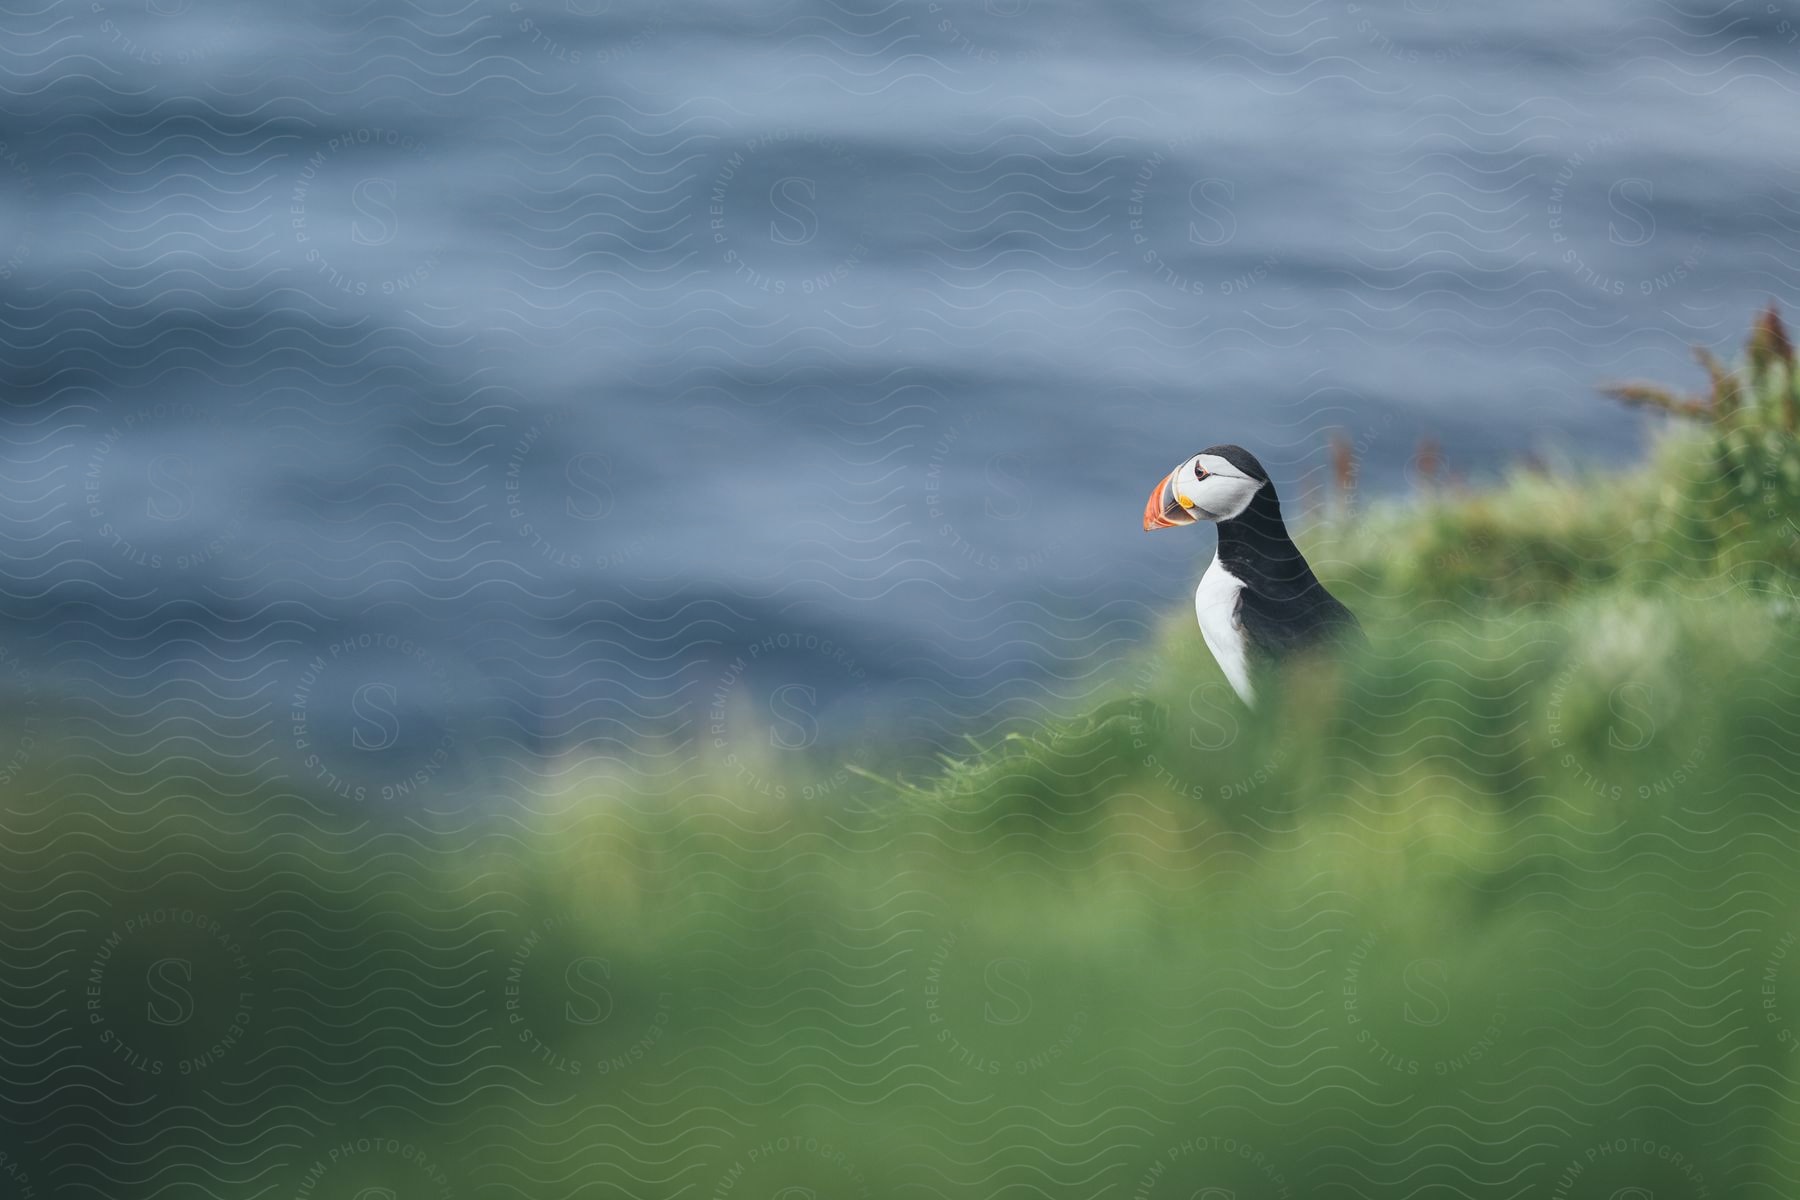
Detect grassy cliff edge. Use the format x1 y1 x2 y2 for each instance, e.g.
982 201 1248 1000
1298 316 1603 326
6 313 1800 1198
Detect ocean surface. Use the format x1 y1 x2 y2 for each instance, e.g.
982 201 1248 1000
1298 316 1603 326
2 0 1799 808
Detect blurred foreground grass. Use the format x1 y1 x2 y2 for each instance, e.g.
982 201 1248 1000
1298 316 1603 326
6 315 1800 1198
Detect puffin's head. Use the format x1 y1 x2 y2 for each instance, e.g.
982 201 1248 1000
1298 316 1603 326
1142 444 1270 530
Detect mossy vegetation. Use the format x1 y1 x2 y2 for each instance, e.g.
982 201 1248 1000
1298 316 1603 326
6 311 1800 1198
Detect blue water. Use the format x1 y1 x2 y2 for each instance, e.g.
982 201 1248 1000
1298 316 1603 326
2 0 1798 807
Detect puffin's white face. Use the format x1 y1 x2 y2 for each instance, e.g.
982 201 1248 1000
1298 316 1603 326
1143 452 1264 529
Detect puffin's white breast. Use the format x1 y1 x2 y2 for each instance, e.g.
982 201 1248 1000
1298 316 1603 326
1195 554 1254 705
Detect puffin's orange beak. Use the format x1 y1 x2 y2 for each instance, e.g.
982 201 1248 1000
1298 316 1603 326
1137 467 1195 528
1143 471 1196 531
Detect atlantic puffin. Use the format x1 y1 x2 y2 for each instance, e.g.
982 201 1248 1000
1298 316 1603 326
1143 444 1361 705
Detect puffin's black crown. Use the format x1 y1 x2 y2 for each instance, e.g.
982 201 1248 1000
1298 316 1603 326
1196 444 1270 483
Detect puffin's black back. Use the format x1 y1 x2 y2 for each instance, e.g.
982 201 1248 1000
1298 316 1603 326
1205 446 1364 663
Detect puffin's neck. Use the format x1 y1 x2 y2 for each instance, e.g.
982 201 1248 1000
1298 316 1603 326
1213 487 1312 586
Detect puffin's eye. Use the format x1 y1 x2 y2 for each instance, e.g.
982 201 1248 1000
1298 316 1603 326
1193 462 1210 481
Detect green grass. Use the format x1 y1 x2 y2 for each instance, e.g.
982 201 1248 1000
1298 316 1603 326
7 312 1800 1198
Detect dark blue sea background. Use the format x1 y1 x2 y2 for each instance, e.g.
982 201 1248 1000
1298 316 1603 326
2 0 1798 810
